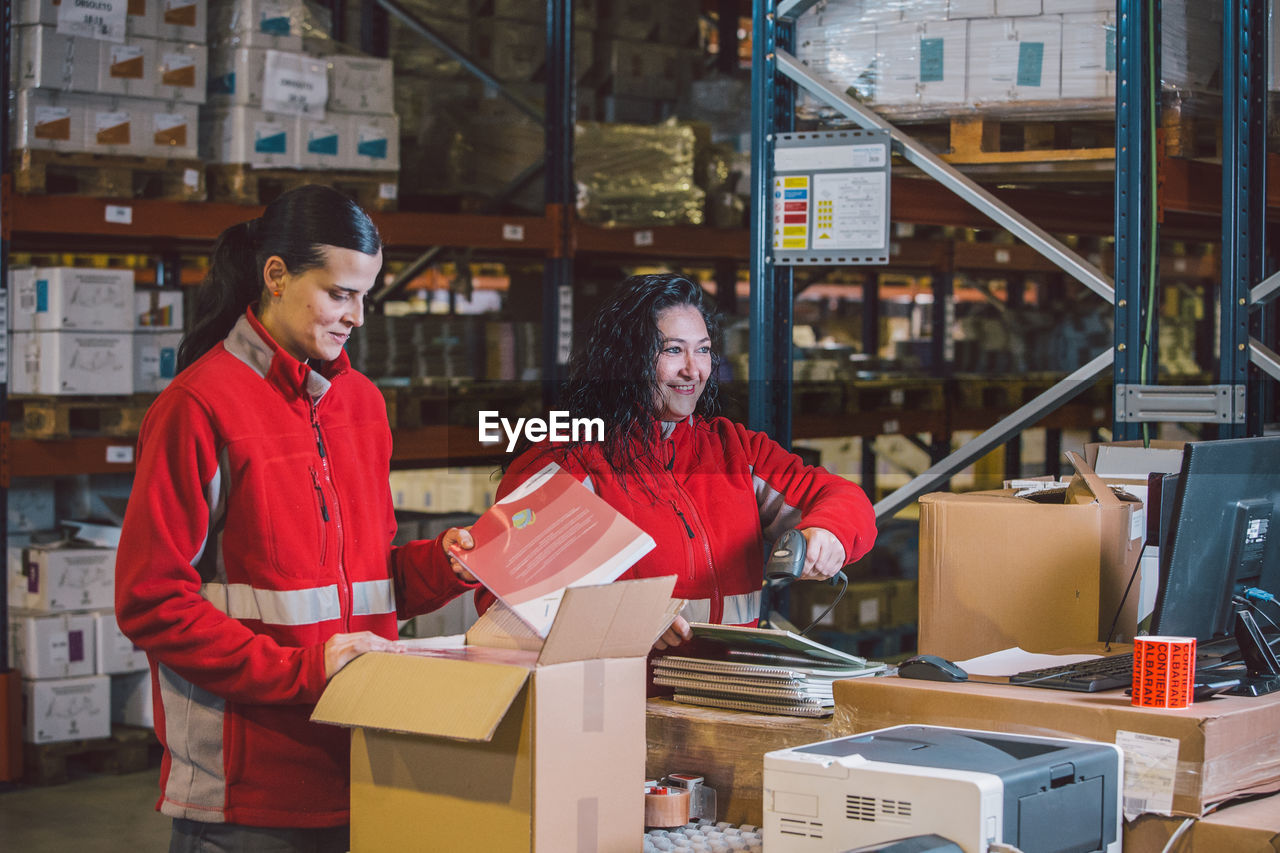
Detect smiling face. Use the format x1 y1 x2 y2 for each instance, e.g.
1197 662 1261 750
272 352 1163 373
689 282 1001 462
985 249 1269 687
653 304 712 422
257 244 382 363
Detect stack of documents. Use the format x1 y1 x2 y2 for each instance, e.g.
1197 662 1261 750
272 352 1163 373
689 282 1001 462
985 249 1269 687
653 624 886 717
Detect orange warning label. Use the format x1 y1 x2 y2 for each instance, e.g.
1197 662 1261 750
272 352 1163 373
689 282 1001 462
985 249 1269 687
1132 636 1196 709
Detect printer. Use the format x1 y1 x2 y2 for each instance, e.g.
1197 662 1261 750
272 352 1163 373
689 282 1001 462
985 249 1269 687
763 725 1122 853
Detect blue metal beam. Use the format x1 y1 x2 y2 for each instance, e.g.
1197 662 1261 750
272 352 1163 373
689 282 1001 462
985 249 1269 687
1113 0 1158 441
1222 0 1267 438
543 0 574 409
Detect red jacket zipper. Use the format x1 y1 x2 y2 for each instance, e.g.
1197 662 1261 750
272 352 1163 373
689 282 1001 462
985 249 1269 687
666 439 721 622
312 400 349 629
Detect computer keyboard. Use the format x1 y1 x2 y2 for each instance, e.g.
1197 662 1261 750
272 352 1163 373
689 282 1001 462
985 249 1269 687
1008 654 1135 692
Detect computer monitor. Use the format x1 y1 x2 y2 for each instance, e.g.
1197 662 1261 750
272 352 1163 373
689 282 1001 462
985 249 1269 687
1151 436 1280 641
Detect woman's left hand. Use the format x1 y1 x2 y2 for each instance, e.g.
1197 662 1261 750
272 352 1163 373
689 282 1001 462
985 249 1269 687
798 527 847 580
442 527 479 583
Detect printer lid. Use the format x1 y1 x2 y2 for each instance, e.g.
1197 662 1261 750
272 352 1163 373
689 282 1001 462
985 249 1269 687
794 725 1074 775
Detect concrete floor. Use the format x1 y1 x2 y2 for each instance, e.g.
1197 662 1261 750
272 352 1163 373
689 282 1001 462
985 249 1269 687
0 769 171 851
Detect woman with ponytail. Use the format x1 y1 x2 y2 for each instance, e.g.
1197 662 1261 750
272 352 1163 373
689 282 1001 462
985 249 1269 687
116 185 478 851
446 273 877 652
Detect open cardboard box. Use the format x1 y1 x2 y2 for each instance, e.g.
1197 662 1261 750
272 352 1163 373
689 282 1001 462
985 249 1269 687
313 576 676 853
918 451 1145 661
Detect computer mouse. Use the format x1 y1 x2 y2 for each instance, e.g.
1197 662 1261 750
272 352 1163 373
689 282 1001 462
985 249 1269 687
896 654 969 682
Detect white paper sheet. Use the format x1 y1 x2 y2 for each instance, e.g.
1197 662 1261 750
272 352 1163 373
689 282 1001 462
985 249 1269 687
956 646 1103 677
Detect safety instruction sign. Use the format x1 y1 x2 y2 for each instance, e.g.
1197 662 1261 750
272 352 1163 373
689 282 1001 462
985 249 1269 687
771 129 891 266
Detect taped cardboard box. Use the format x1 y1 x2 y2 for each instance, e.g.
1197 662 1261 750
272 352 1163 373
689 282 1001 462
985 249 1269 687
831 675 1280 819
1124 791 1280 852
312 577 676 853
918 451 1144 661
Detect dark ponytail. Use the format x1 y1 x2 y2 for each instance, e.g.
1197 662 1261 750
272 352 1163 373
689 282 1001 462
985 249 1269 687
178 184 382 371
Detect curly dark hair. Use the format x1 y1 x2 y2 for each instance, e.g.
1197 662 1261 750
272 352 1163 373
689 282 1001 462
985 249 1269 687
521 273 723 495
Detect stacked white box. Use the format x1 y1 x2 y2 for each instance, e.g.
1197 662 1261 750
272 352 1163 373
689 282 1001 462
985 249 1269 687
1061 12 1114 99
147 101 201 157
795 10 878 101
10 611 97 679
111 671 154 728
327 55 394 114
155 0 209 42
349 113 399 171
12 89 87 152
297 113 349 169
98 37 158 98
948 0 995 18
8 266 40 331
207 45 269 105
200 104 295 166
18 267 135 331
10 332 135 395
7 480 57 534
94 611 149 674
19 543 117 612
208 0 306 50
134 331 183 392
1043 0 1111 11
967 15 1063 104
876 19 969 106
997 0 1042 14
23 675 112 743
15 25 102 92
135 288 185 330
14 0 147 33
1161 1 1221 91
155 41 209 103
82 99 148 155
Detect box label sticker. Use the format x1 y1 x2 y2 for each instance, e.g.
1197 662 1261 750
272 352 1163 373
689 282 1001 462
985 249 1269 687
254 121 289 154
94 111 132 146
161 51 197 87
57 0 128 42
919 37 945 83
153 112 189 147
264 50 327 116
813 171 887 250
109 43 146 79
356 126 388 160
306 125 341 156
163 0 198 26
1017 41 1045 88
773 176 810 251
34 106 73 141
1115 729 1179 819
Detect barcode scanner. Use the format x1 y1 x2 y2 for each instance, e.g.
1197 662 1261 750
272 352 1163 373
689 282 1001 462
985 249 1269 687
765 529 807 581
760 529 848 635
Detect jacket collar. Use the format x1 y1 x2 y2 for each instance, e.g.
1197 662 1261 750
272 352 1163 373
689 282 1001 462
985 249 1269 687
225 308 349 402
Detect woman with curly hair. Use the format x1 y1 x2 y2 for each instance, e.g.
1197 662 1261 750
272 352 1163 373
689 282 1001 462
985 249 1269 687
448 272 876 648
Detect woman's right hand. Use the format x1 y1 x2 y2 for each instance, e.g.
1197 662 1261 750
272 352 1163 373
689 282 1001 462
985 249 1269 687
323 631 403 680
442 527 478 582
654 614 693 651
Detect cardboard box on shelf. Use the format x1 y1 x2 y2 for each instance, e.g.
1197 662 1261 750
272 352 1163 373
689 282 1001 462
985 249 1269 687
135 288 185 331
97 38 158 99
155 0 209 43
917 452 1144 661
832 675 1280 819
15 0 150 34
146 102 200 159
200 104 296 167
23 674 111 744
83 101 148 157
14 25 102 93
348 113 399 170
110 671 154 728
20 543 117 613
1061 12 1116 99
208 0 305 51
10 331 135 396
297 113 350 170
326 55 394 114
9 611 97 680
312 577 676 853
154 41 209 104
134 331 182 393
94 610 149 675
875 19 969 106
12 90 86 154
967 15 1063 105
207 45 269 106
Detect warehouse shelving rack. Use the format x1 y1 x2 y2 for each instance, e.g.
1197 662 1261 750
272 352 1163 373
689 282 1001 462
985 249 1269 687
750 0 1280 523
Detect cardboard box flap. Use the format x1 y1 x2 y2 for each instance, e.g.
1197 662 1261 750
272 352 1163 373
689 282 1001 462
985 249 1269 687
311 651 531 742
538 576 678 666
1065 450 1122 506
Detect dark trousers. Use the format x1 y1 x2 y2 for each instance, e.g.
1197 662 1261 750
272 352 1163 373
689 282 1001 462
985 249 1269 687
169 818 350 853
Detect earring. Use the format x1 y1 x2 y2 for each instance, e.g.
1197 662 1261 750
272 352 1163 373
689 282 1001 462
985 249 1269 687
273 289 282 298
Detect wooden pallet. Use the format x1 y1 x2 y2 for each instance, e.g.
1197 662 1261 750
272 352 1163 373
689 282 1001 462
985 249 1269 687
940 113 1115 165
206 165 399 211
24 725 160 786
9 394 157 439
12 149 206 201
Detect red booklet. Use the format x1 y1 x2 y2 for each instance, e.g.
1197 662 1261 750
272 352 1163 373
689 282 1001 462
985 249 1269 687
448 462 656 636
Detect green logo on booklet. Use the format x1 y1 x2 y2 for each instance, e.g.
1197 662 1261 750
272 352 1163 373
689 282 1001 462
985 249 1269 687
513 508 536 529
